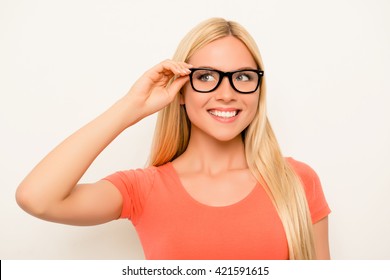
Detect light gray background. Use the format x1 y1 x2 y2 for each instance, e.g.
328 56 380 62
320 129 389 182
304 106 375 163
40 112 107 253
1 0 389 259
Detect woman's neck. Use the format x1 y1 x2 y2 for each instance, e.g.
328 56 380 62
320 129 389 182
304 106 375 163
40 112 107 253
175 128 248 175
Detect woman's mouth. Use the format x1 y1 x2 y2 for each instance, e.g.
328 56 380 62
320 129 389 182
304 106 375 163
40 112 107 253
207 109 240 119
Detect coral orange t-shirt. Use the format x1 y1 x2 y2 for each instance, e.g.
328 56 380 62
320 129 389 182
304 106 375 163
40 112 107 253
103 158 330 259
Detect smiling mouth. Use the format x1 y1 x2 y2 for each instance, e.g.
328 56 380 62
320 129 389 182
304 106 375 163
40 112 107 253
208 109 240 118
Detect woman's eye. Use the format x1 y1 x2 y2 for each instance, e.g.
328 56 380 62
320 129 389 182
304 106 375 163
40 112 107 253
235 73 252 82
195 72 217 82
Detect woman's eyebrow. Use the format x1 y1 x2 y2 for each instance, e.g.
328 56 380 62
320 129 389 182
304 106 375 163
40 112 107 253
195 65 215 69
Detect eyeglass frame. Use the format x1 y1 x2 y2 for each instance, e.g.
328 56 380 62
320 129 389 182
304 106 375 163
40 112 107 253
188 67 264 94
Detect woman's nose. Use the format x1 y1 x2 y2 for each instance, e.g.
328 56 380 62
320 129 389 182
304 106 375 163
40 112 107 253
213 77 236 101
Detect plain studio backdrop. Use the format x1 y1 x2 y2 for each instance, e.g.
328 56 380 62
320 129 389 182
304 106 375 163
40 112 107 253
1 0 389 259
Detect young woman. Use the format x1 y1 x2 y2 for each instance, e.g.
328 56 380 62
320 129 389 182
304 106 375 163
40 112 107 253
16 18 330 260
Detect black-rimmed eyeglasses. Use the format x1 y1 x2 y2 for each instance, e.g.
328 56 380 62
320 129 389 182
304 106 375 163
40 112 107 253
189 68 264 94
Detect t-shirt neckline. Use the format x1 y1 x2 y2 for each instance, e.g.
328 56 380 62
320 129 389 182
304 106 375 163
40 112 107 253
165 162 260 209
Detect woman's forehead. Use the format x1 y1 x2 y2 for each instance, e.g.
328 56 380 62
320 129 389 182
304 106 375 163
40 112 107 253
188 36 257 71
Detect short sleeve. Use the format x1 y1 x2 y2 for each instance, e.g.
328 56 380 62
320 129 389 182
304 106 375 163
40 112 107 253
287 158 331 224
102 166 156 225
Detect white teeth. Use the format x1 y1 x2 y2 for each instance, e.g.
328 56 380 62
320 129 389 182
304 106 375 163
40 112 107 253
209 110 238 118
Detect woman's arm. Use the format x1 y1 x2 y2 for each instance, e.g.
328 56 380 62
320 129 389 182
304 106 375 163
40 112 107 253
15 60 192 226
313 216 330 259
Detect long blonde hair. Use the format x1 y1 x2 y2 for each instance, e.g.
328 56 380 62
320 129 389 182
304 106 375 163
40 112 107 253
149 18 315 259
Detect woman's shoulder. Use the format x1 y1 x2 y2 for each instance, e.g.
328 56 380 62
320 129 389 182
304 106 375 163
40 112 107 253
130 162 175 183
285 157 331 222
124 162 172 175
285 157 319 179
103 163 167 186
285 157 323 195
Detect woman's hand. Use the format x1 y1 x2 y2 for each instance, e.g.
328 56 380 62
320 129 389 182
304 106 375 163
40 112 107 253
124 60 192 122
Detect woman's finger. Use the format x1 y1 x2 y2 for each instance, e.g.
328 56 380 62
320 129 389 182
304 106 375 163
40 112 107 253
158 60 192 76
167 75 190 98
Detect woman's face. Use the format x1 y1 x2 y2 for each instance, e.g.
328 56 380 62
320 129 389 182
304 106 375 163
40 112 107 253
181 36 260 142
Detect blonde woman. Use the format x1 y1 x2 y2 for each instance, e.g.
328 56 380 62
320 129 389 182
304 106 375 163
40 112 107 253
16 18 330 259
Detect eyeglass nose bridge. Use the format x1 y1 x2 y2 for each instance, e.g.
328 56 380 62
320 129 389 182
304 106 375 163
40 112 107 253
214 70 240 93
